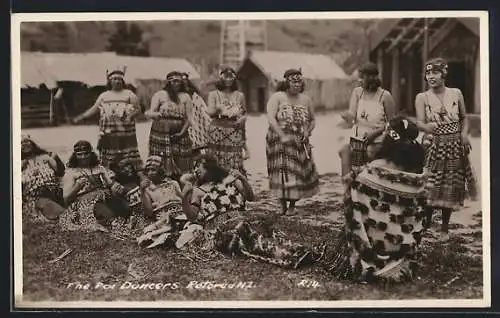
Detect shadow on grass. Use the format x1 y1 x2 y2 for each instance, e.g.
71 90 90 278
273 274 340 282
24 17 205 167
21 210 483 302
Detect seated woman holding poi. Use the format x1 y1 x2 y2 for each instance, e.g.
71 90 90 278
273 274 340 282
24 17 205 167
173 155 322 268
21 134 66 223
322 116 427 284
58 140 130 233
136 155 186 248
108 157 153 236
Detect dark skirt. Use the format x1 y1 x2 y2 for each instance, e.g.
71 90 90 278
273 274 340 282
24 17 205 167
149 119 193 177
266 127 320 200
424 122 478 210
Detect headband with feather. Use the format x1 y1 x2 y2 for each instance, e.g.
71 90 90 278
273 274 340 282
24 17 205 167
106 66 127 79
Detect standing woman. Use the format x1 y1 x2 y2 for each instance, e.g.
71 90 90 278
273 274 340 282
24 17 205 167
182 72 210 150
415 58 478 241
73 66 143 171
206 67 249 174
145 71 193 180
338 62 396 198
266 69 320 215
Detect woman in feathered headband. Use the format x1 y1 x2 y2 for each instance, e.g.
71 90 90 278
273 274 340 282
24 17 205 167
146 71 194 180
414 57 478 241
72 66 143 171
265 68 320 215
205 66 249 174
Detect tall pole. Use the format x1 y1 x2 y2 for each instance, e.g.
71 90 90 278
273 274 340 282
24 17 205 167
219 21 225 66
421 18 429 91
49 90 54 125
238 20 246 66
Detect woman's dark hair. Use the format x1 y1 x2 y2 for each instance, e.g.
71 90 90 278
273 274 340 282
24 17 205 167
215 67 239 92
359 62 381 91
21 139 48 160
196 154 229 184
215 78 239 92
115 164 141 184
275 80 305 93
21 139 66 176
374 117 425 173
276 69 306 93
359 62 379 77
424 57 448 80
67 151 99 168
163 71 186 104
106 78 126 91
110 157 141 184
53 155 66 177
152 166 167 181
183 78 201 97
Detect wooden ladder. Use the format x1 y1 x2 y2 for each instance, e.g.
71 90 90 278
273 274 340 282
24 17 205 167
220 20 268 69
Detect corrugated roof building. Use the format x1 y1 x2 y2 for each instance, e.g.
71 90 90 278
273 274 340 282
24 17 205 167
237 50 352 113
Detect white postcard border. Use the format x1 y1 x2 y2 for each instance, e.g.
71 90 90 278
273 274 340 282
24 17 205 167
11 10 491 309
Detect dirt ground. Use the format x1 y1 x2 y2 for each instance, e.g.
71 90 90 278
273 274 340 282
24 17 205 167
19 113 484 302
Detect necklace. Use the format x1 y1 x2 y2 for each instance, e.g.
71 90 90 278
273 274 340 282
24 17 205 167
430 88 448 116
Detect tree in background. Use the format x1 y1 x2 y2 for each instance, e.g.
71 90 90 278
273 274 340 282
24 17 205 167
24 22 72 52
107 21 150 56
331 19 377 75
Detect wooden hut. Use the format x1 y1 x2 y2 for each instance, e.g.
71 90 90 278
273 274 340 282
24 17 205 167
237 50 351 113
368 17 480 115
20 52 201 127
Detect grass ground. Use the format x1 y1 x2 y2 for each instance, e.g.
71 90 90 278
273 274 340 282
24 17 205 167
19 113 484 302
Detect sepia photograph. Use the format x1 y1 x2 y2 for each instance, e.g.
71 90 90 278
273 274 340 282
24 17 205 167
11 11 490 308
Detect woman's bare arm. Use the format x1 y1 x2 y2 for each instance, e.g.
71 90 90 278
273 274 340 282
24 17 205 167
266 93 286 139
231 170 255 201
145 91 162 119
382 90 397 120
341 87 360 124
127 91 141 120
415 93 436 134
182 186 200 222
74 94 102 122
305 95 316 135
206 91 219 117
141 187 155 218
456 88 469 136
62 173 83 204
178 94 192 135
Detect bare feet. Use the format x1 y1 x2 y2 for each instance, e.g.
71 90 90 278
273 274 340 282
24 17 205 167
439 231 450 242
285 206 297 216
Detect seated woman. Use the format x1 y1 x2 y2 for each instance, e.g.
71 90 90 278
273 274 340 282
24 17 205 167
324 117 427 284
178 145 211 189
110 157 150 235
59 140 128 232
180 155 322 269
136 155 185 248
21 134 66 222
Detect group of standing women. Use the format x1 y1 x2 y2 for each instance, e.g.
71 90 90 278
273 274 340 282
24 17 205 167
338 58 478 242
73 65 248 179
21 57 478 286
